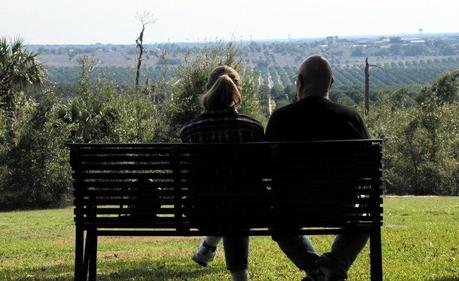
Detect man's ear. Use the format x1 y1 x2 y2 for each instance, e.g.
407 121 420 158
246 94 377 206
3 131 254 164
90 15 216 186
297 74 303 95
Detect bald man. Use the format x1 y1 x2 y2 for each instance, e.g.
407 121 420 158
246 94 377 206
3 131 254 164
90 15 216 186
266 56 369 281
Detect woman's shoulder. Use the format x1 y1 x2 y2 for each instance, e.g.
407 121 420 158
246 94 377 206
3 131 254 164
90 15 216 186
180 114 206 134
235 113 263 127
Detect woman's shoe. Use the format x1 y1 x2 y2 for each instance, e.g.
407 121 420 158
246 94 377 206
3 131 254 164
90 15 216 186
192 242 216 267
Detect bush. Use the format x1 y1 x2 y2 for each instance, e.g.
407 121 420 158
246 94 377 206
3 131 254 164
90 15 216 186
0 58 164 209
0 91 72 209
367 72 459 195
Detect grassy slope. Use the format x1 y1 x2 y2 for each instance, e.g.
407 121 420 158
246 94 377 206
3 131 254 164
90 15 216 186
0 197 458 281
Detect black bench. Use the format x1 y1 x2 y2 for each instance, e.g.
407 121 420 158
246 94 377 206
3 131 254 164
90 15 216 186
69 140 383 281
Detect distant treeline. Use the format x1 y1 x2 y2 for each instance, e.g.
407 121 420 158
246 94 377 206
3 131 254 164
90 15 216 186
47 57 459 110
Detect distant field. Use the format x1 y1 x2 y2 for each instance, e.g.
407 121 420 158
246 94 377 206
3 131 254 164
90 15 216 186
0 197 458 281
45 57 459 88
36 38 459 89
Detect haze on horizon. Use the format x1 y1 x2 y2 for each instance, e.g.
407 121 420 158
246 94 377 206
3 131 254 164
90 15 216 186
1 0 458 44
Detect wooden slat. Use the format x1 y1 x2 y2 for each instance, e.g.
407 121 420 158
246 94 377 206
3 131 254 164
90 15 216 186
74 189 190 197
75 173 177 180
80 155 174 161
75 180 187 188
75 163 185 170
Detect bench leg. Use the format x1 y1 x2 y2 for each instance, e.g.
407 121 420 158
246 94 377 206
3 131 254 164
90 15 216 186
82 230 91 281
370 227 383 281
88 229 98 281
74 226 85 281
81 228 97 281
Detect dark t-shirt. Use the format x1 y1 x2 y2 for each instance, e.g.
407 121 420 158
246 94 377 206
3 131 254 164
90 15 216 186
265 96 369 141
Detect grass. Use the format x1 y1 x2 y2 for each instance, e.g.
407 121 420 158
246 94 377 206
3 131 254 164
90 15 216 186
0 196 458 281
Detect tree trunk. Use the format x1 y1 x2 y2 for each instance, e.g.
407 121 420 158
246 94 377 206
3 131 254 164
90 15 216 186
2 88 16 146
364 57 370 116
135 25 145 90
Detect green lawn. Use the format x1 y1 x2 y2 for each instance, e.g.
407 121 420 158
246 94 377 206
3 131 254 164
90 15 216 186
0 197 458 281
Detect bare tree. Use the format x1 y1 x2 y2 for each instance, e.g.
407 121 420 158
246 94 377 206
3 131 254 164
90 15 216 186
135 11 155 90
364 57 382 116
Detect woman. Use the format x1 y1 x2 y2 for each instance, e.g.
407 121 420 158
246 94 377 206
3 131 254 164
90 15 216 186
180 65 263 281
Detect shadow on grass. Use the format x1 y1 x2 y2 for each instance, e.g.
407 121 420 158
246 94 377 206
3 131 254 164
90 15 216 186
98 259 224 281
1 260 224 281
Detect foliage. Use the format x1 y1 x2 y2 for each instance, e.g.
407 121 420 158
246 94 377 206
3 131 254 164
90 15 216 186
0 90 72 209
0 55 163 210
367 71 459 195
68 56 162 143
416 70 459 104
0 38 44 145
238 70 267 125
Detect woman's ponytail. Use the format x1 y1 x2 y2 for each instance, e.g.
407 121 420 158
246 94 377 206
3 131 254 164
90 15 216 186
202 74 241 110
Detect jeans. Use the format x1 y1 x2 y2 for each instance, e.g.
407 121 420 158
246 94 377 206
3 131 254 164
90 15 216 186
273 233 369 277
223 235 249 271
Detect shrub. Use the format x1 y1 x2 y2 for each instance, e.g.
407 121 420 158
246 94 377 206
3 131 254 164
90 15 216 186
0 91 72 209
367 72 459 195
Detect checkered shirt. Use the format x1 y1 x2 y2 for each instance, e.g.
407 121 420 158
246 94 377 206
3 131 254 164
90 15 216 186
180 109 264 143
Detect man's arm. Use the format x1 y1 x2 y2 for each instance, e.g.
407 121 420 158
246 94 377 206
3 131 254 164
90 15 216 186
264 111 281 141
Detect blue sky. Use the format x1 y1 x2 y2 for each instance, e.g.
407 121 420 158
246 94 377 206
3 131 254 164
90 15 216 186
1 0 458 44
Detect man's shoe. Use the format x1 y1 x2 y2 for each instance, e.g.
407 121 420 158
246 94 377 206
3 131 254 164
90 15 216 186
302 269 346 281
302 270 325 281
319 266 347 281
192 243 216 267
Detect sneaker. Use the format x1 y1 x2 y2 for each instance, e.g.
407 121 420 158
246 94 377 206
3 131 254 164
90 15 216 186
302 269 346 281
192 243 216 267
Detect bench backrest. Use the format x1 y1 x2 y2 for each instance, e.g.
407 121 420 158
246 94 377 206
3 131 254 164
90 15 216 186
70 140 382 236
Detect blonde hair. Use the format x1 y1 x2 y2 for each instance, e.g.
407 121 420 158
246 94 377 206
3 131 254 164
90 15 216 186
202 66 242 110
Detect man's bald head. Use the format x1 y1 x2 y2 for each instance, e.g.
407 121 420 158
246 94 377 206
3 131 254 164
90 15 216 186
296 55 333 99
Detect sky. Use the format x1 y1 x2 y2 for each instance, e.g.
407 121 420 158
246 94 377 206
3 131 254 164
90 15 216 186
1 0 458 44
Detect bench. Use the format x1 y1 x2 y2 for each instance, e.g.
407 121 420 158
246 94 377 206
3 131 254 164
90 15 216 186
69 140 383 281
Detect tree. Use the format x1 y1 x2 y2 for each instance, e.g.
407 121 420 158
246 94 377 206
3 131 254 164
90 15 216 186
0 38 44 145
364 57 383 116
416 70 459 105
1 90 72 209
270 84 284 101
135 12 155 90
367 73 458 195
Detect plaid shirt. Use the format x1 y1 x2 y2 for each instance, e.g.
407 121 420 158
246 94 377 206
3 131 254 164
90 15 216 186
180 109 264 143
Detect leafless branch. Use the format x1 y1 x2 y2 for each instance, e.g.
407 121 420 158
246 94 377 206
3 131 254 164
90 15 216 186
135 11 156 89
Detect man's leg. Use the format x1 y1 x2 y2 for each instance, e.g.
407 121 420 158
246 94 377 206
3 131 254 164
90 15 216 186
203 236 222 247
317 234 369 278
223 235 249 281
272 234 320 274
